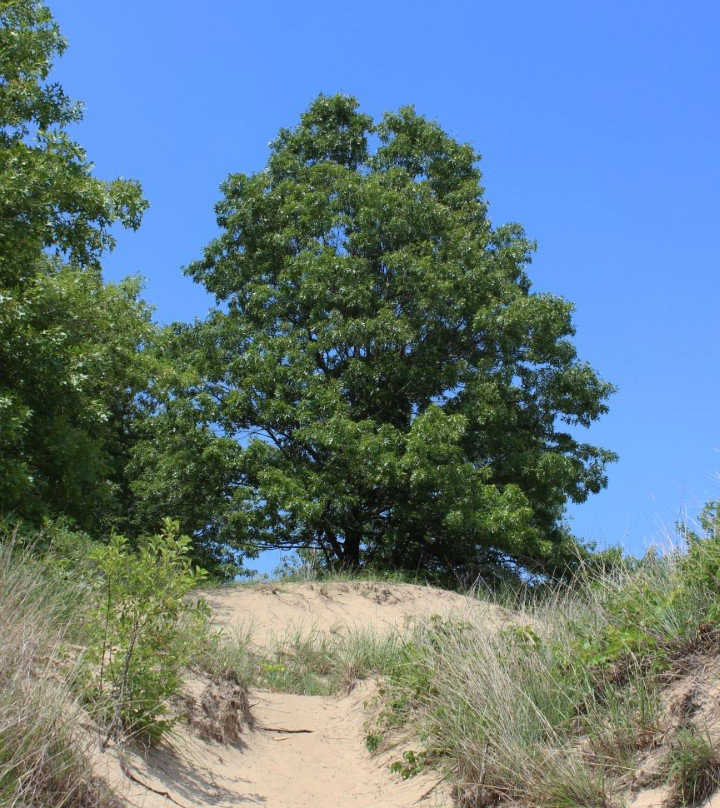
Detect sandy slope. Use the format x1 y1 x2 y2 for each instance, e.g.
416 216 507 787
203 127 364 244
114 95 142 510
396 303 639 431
205 579 505 644
99 581 482 807
625 658 720 808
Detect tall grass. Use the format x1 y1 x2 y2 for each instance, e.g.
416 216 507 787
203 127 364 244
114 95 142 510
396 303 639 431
370 542 720 808
0 540 118 808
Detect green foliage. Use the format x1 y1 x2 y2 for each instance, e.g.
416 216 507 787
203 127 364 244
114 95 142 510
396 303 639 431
183 93 616 575
567 503 720 676
679 501 720 622
664 727 720 807
365 732 382 753
390 749 427 779
0 270 159 529
85 518 208 743
0 1 158 533
568 573 673 671
125 381 250 577
0 1 145 279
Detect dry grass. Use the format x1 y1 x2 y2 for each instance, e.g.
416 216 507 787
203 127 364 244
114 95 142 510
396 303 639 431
367 551 720 808
0 541 118 808
175 678 254 744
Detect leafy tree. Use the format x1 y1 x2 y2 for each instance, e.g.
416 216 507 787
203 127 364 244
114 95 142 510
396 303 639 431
118 321 252 576
0 269 158 528
0 0 145 277
184 94 616 575
0 1 151 528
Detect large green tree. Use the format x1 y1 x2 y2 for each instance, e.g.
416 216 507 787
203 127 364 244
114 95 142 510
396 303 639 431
0 1 151 528
184 95 616 574
194 96 618 574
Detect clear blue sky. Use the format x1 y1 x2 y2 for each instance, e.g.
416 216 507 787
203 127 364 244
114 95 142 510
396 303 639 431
49 1 719 573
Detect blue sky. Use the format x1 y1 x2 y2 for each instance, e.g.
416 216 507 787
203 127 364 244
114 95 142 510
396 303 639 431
49 1 719 574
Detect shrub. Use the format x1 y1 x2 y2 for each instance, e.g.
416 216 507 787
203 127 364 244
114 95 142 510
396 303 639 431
85 518 209 743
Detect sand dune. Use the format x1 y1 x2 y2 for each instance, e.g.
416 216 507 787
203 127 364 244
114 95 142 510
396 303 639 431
204 579 504 644
100 581 489 807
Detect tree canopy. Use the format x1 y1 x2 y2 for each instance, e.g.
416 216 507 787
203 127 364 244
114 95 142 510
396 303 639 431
0 0 152 529
181 94 616 575
0 2 617 579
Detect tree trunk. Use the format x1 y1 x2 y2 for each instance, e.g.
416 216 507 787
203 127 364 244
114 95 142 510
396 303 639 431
342 519 362 569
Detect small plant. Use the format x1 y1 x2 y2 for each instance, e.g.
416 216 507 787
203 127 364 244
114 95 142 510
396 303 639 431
85 518 209 743
365 733 382 753
665 726 720 807
390 750 427 779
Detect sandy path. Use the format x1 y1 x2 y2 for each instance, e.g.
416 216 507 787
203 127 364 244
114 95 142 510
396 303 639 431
99 582 474 807
103 685 448 808
235 687 448 807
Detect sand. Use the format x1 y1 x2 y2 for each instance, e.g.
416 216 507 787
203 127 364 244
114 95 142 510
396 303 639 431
98 684 450 808
99 581 490 807
204 579 505 645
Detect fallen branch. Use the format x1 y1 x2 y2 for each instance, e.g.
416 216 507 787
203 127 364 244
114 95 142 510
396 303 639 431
257 725 313 734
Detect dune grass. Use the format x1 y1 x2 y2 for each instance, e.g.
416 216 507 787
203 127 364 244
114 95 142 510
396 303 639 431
366 537 720 808
193 622 406 696
0 540 119 808
664 726 720 807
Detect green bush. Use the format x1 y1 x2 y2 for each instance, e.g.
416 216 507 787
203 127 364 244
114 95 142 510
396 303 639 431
85 518 209 743
563 505 720 681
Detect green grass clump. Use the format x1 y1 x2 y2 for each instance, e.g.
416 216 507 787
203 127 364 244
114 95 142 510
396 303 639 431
260 627 405 695
191 624 259 686
191 619 406 697
664 727 720 807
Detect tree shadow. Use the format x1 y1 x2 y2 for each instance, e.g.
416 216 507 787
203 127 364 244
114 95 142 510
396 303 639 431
125 737 266 806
